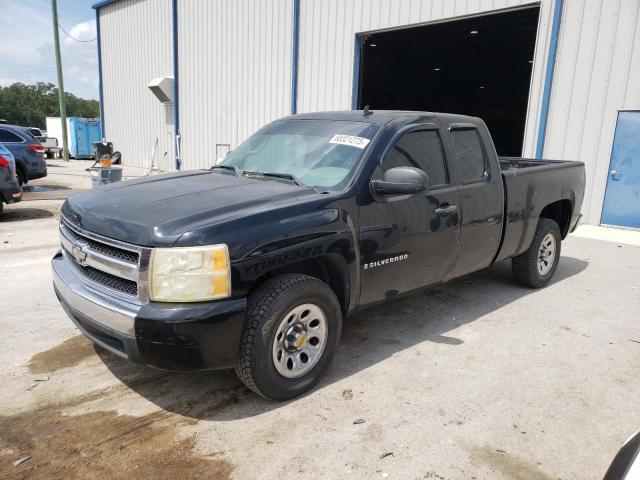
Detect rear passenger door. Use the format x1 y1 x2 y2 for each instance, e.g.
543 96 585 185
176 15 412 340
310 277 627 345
446 125 503 278
358 125 461 306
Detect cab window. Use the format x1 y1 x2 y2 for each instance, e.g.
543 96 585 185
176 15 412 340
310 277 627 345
383 129 448 187
450 128 487 183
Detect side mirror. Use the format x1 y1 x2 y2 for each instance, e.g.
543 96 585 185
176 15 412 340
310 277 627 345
370 167 430 198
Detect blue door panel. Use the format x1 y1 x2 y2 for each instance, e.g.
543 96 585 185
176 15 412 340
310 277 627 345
601 111 640 228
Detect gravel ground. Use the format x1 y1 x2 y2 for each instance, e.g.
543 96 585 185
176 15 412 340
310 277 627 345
1 162 639 480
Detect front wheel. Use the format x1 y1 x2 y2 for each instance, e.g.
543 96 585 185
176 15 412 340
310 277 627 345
512 218 561 288
235 274 342 400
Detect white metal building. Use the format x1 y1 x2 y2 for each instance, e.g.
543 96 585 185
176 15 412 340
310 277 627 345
93 0 640 227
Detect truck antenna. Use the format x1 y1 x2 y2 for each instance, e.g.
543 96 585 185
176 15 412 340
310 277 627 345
363 105 373 116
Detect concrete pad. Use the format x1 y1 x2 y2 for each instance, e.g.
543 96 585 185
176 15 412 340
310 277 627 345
573 224 640 247
0 183 638 479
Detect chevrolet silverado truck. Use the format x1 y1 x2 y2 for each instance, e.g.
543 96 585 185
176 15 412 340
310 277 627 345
52 111 585 400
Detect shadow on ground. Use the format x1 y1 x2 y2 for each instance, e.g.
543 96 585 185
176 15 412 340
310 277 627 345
0 207 54 222
96 256 588 420
22 184 70 192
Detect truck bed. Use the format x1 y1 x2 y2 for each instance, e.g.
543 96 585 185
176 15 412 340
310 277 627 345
498 157 570 171
495 156 585 264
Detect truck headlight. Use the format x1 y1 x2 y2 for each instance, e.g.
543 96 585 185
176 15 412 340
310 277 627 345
149 244 231 302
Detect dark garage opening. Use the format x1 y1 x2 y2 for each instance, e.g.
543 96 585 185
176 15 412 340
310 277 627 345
357 6 540 156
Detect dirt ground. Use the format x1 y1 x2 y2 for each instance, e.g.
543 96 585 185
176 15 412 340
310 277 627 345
1 161 639 479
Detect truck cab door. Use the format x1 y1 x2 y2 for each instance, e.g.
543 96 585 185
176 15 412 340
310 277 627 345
446 125 503 278
358 126 461 307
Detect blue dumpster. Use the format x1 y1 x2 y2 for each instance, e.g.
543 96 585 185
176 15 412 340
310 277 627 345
69 118 102 158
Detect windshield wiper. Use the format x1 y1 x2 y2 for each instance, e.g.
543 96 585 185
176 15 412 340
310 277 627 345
243 171 304 186
210 164 242 176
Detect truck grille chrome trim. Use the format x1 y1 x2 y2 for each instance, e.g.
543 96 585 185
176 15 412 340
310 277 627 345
53 254 138 337
59 216 151 302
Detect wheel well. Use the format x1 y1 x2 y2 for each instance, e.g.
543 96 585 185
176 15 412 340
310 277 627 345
247 254 350 316
539 199 572 238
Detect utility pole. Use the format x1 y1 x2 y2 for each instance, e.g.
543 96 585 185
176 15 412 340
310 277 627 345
51 0 69 161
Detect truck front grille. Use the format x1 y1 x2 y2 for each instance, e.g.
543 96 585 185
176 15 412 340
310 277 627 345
62 222 139 264
78 265 139 296
59 217 149 300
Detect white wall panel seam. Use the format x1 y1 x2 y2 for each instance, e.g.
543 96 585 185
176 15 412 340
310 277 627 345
620 2 639 107
99 0 173 170
571 0 604 169
583 0 622 222
559 0 587 160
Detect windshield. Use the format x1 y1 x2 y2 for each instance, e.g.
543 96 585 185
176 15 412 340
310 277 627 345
220 119 379 190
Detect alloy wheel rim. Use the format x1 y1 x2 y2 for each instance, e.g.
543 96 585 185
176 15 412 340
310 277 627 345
537 233 556 276
272 303 328 378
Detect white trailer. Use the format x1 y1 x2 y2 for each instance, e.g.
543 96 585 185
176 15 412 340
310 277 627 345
45 117 70 151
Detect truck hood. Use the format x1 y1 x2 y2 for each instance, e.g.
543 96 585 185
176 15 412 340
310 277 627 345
61 170 323 246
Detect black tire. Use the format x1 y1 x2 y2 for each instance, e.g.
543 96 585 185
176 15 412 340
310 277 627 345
235 274 342 400
512 218 562 288
16 168 26 186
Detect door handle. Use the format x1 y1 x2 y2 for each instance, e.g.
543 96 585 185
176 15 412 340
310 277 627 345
435 204 459 215
610 170 621 180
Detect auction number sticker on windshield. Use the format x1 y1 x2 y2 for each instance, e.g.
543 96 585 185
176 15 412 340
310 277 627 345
329 134 371 149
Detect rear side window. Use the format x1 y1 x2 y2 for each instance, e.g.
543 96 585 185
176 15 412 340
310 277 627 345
0 129 23 143
450 129 487 182
383 130 448 186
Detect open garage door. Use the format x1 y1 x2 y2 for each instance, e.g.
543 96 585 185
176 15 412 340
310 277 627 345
357 6 540 157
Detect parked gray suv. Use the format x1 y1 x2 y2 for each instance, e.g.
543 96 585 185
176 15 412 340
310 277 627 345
0 143 22 213
0 125 47 185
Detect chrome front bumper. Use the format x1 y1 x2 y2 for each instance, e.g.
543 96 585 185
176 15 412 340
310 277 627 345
53 249 248 370
52 252 139 337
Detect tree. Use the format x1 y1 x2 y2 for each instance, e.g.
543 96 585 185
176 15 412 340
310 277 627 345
0 82 99 129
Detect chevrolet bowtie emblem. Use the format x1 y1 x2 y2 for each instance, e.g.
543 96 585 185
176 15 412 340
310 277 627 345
71 242 88 265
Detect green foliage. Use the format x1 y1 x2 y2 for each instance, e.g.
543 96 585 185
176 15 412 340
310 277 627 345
0 82 99 129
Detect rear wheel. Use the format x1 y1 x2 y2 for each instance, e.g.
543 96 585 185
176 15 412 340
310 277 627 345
235 274 342 400
16 168 26 186
512 218 561 288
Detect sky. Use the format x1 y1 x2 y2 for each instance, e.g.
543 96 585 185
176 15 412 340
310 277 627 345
0 0 99 99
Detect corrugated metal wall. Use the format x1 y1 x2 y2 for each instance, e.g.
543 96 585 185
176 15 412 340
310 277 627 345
97 0 640 224
177 0 294 169
295 0 554 203
540 0 640 224
297 1 551 119
99 0 174 171
296 0 640 224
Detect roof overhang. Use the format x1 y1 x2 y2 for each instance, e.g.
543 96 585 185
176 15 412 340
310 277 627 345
92 0 121 10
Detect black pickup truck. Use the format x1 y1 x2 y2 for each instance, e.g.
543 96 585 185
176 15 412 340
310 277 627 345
52 111 585 400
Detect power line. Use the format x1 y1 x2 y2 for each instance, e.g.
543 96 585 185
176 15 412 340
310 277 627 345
58 24 97 43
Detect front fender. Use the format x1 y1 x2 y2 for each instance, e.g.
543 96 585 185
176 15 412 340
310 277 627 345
230 209 360 314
